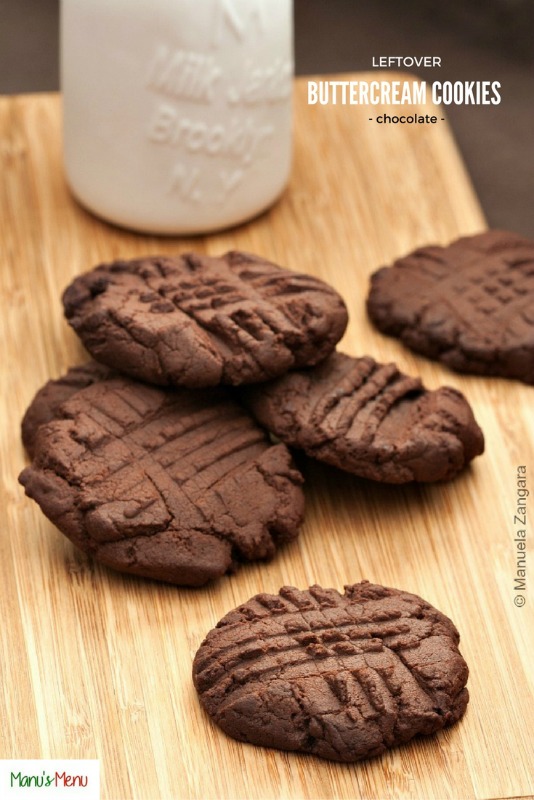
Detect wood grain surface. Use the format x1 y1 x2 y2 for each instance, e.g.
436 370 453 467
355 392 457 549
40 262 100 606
1 75 533 800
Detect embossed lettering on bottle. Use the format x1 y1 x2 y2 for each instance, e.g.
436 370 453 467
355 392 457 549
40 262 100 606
61 0 293 233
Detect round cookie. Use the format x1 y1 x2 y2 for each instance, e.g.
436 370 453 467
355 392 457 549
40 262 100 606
19 374 304 586
367 229 534 384
193 581 469 763
62 251 348 388
243 352 484 483
21 362 115 458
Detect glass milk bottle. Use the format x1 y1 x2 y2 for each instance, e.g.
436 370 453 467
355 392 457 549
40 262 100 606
61 0 293 234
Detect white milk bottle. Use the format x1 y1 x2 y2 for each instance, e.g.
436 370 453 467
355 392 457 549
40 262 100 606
61 0 293 234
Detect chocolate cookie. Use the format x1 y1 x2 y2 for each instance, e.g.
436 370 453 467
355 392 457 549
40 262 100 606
62 251 348 388
243 352 484 483
19 374 304 585
21 362 115 458
367 229 534 384
193 581 469 762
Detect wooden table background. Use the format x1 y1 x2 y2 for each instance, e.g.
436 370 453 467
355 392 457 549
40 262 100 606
1 75 533 800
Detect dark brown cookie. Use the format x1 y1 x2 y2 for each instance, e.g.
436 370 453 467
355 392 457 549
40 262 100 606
193 581 469 763
21 362 115 458
19 374 304 586
367 229 534 384
62 251 348 388
243 352 484 483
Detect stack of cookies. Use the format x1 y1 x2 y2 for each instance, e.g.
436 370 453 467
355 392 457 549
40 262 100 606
23 234 525 763
20 230 534 763
19 248 485 588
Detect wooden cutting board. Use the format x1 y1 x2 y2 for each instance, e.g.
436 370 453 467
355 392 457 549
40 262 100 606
1 75 533 800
